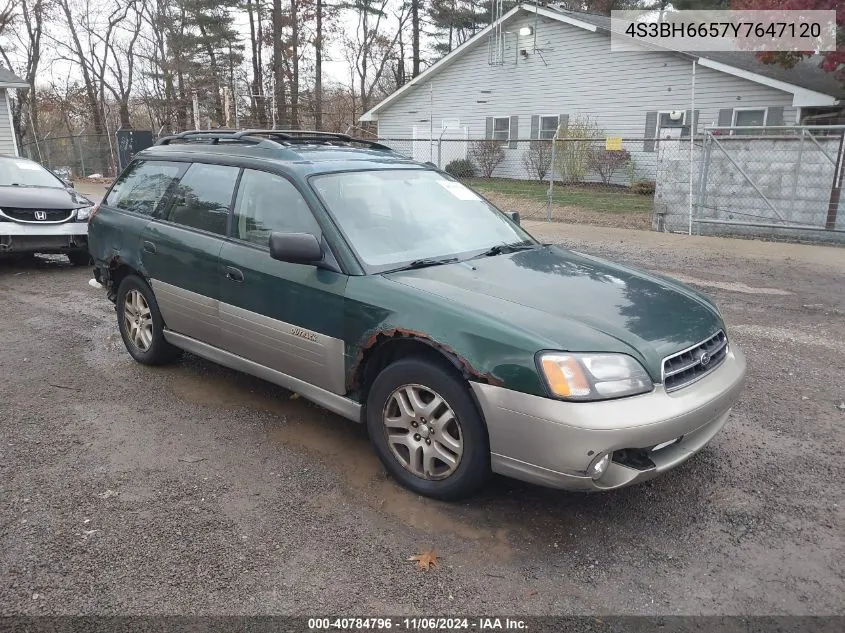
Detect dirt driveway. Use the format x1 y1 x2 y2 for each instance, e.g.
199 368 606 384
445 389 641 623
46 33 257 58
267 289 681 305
1 223 843 616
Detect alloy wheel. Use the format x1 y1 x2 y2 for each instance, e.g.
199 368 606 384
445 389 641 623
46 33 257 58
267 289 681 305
123 289 153 352
382 384 463 480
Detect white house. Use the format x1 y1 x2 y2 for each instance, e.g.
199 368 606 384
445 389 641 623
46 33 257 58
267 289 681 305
360 4 843 176
0 68 29 156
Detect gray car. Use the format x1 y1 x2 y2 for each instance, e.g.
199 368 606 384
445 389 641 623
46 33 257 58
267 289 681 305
0 155 94 264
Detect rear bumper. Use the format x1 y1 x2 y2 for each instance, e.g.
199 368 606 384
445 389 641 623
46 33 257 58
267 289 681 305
471 345 747 491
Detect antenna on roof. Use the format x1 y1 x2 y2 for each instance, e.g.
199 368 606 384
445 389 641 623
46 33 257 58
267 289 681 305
488 0 505 66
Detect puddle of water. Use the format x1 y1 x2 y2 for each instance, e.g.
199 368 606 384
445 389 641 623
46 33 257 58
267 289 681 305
165 368 514 559
656 271 792 296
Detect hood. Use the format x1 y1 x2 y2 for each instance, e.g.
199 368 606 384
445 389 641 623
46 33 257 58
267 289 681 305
384 245 723 379
0 185 90 210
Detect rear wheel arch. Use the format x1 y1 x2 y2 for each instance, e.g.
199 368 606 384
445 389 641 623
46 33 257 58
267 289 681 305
103 260 145 303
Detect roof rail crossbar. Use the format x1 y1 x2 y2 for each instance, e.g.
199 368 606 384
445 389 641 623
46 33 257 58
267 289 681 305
155 130 288 149
233 129 393 151
155 129 395 153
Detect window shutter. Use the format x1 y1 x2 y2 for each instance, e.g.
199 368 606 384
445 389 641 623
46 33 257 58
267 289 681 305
530 115 539 140
682 109 700 137
485 117 494 140
717 109 733 127
509 115 519 149
767 106 784 127
558 114 569 135
644 111 658 152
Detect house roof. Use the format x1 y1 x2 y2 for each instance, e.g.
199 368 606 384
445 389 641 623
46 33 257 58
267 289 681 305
0 67 28 89
360 3 841 121
544 6 845 100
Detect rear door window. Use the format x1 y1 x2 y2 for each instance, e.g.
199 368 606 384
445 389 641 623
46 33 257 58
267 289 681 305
104 160 186 216
164 163 240 236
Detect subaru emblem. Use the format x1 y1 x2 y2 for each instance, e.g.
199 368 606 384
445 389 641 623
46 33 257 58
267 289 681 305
699 351 711 367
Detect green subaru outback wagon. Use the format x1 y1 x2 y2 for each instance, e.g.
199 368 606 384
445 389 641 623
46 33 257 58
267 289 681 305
89 130 746 500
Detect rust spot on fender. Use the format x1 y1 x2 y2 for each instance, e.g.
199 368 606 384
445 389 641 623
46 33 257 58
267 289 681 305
349 327 504 391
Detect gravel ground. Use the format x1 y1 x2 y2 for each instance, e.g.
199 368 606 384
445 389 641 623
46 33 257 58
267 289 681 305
1 221 843 616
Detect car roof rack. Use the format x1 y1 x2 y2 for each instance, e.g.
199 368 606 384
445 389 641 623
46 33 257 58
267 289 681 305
155 129 394 152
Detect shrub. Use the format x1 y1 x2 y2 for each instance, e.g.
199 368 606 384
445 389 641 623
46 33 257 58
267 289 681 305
632 179 656 195
586 148 631 184
554 114 603 184
444 158 476 179
521 140 553 182
469 140 505 178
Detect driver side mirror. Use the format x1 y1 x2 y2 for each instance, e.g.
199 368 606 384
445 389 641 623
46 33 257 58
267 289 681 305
505 210 520 225
63 179 75 189
269 232 323 265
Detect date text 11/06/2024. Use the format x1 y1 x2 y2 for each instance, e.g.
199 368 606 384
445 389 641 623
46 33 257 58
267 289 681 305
308 617 528 630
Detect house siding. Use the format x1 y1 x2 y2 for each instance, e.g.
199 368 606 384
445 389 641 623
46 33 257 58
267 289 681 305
375 13 797 179
0 89 18 156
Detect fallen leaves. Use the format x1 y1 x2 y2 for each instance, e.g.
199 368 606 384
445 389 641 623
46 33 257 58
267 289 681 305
409 549 439 571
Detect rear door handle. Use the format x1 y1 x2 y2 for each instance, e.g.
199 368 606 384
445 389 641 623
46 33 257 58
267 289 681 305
142 240 156 254
225 266 244 282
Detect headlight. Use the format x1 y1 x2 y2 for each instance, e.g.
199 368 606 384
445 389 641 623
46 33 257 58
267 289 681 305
538 352 653 401
75 206 93 220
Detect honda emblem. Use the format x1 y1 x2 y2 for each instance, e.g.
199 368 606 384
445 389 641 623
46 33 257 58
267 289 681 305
34 211 47 221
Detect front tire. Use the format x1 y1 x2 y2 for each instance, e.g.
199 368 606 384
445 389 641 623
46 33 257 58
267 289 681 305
115 275 180 365
68 250 93 266
366 357 490 500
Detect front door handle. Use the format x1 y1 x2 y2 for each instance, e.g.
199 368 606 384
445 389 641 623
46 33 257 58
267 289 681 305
225 266 244 282
142 240 156 254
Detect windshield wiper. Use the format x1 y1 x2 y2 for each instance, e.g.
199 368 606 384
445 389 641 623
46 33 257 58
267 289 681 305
477 241 537 257
391 257 460 272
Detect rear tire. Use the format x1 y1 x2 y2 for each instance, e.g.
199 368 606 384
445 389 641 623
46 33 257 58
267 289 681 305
115 275 180 365
68 250 93 266
366 357 490 500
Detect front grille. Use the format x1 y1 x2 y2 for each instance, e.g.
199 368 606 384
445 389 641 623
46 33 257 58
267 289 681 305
662 330 728 392
0 208 74 223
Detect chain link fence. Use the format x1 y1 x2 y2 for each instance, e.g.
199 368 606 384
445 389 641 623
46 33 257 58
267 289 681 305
20 135 118 179
18 129 843 242
378 137 658 229
654 126 845 243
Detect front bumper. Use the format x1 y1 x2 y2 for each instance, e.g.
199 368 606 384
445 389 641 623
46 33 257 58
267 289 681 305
0 222 88 254
471 345 747 491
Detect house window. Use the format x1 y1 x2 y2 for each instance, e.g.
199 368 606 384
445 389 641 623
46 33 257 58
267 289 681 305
657 111 686 137
733 108 767 134
492 117 510 142
442 118 460 130
539 116 559 140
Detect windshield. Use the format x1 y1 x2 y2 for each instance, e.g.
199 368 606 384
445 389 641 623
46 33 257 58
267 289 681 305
311 170 534 271
0 157 64 188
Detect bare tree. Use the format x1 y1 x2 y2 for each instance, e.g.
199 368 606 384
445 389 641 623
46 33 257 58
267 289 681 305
245 0 266 126
53 0 108 143
345 0 410 116
314 0 323 129
272 0 288 126
410 0 420 78
0 0 46 145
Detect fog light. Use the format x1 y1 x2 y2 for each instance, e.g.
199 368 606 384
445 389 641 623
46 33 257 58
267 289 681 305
588 452 611 479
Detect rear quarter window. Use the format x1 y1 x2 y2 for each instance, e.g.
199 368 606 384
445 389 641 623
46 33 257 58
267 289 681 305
104 160 187 216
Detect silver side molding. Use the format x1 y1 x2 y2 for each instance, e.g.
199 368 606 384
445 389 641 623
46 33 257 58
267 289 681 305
163 330 362 423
